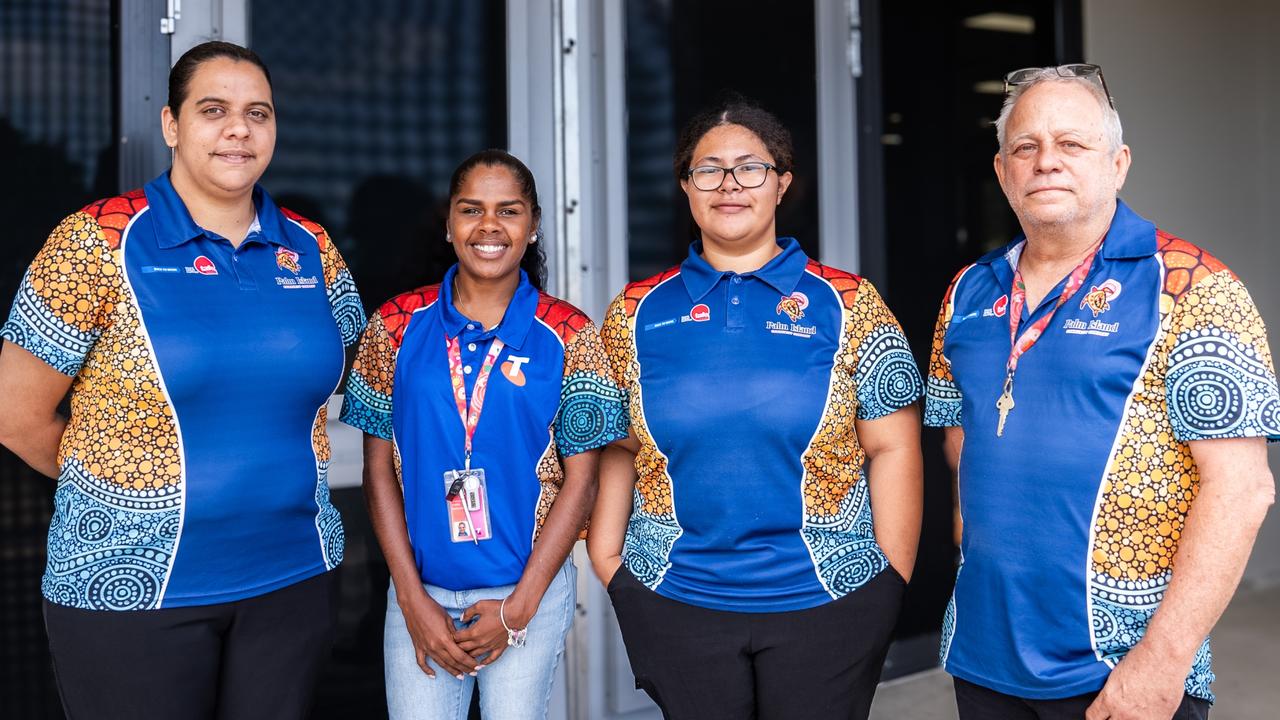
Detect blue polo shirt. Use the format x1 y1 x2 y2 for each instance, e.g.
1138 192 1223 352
340 266 628 590
925 200 1280 701
1 173 365 610
600 238 923 612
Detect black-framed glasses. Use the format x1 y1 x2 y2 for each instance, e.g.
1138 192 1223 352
683 162 777 191
1003 63 1114 109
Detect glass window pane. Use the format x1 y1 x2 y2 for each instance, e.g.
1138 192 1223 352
0 1 115 716
625 0 819 281
251 0 507 313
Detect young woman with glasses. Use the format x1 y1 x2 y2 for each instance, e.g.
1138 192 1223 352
588 97 926 720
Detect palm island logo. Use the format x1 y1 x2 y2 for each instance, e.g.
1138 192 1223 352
776 291 808 322
276 247 301 275
1080 279 1122 318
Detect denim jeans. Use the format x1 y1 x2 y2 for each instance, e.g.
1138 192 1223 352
384 559 576 720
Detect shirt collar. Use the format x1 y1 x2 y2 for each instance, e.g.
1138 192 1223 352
437 264 540 350
143 172 301 252
679 236 809 301
976 198 1157 271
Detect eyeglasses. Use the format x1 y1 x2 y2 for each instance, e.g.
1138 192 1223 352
1003 63 1114 109
683 162 777 191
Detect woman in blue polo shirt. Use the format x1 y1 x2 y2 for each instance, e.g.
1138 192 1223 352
588 98 925 720
0 42 363 720
341 149 626 719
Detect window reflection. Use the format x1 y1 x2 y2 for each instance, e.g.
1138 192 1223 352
625 0 819 281
252 0 507 312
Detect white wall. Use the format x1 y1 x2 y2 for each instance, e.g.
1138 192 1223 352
1085 0 1280 585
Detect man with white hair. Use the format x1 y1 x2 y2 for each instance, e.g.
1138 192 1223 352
925 64 1278 720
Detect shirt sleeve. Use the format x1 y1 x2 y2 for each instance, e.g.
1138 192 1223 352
339 311 396 440
1164 271 1280 442
1 211 118 376
923 273 964 428
554 320 630 456
318 233 366 349
848 280 924 421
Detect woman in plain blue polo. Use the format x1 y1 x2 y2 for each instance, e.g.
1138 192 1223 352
341 149 626 719
0 42 363 720
589 97 925 720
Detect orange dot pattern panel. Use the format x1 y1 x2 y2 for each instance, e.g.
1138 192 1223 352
601 279 675 519
924 267 971 427
340 285 441 441
600 270 683 587
2 197 187 610
798 267 922 596
799 265 866 520
532 431 565 542
1089 239 1278 700
5 213 120 372
535 294 628 538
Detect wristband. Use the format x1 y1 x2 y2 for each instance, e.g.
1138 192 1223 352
500 597 528 648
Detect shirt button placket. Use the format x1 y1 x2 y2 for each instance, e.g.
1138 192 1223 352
231 247 256 291
727 275 745 329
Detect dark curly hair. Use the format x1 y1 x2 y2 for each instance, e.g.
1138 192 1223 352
168 41 272 119
673 93 794 182
447 149 548 291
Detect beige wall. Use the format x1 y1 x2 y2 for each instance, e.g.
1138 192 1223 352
1085 0 1280 584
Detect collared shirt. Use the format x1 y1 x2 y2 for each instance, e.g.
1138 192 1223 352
339 266 627 590
600 237 923 612
1 172 365 610
925 200 1280 701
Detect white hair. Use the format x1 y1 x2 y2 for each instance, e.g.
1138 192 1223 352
994 70 1124 154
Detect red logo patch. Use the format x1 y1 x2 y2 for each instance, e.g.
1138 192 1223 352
193 256 218 276
992 294 1008 317
690 304 710 322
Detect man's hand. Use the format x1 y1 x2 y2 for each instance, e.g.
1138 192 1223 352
1085 641 1187 720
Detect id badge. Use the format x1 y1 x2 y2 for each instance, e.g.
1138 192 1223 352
443 468 492 543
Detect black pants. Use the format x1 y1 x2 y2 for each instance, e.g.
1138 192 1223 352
608 564 905 720
44 571 337 720
954 677 1211 720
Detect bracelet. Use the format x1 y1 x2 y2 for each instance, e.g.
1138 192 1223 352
499 597 528 648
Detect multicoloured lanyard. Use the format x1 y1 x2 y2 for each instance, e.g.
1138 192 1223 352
996 238 1102 436
445 333 506 469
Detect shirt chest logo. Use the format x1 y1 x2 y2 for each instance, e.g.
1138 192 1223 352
276 247 301 274
1080 279 1122 317
273 247 319 289
1065 280 1122 337
766 291 817 338
686 304 710 322
501 356 530 386
190 255 218 276
983 294 1008 318
775 291 808 322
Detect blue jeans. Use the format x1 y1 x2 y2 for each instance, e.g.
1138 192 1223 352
384 559 576 720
